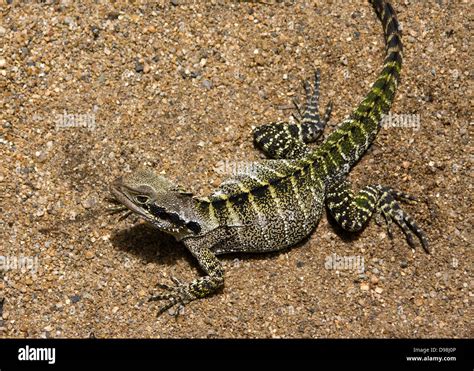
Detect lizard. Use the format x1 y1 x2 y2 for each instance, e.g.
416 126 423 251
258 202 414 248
108 0 429 316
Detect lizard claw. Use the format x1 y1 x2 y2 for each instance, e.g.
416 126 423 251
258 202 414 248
377 186 429 253
170 276 184 286
374 211 385 227
391 189 418 204
149 277 192 316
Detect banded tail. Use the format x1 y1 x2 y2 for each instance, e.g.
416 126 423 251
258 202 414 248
354 0 403 121
314 0 403 184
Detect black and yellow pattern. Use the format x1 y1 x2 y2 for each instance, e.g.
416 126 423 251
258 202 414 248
253 69 332 159
326 182 429 252
109 0 428 315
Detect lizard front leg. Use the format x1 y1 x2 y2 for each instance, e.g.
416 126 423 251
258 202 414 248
149 241 224 316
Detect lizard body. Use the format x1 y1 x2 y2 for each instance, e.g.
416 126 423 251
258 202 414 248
109 0 428 315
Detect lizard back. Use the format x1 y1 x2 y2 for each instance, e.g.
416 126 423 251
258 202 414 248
197 159 324 254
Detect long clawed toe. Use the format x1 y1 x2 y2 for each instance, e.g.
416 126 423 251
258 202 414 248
291 98 304 122
149 277 190 317
377 187 429 253
382 187 418 203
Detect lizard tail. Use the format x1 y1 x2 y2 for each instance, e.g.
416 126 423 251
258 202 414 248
352 0 403 121
315 0 403 184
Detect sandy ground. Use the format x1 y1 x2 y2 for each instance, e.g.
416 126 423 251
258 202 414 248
1 0 472 338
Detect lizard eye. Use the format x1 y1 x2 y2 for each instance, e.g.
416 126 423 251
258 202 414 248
135 195 149 204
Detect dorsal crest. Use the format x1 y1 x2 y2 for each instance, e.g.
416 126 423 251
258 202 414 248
209 159 307 201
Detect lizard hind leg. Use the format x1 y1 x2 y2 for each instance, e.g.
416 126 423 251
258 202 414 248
326 181 429 253
252 69 332 159
252 123 312 159
300 69 333 142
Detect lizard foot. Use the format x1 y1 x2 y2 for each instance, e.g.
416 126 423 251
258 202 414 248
376 186 429 253
149 277 193 317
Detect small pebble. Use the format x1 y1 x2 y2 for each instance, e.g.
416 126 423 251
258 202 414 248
82 197 97 209
135 61 144 73
201 79 213 89
70 295 81 304
35 209 45 217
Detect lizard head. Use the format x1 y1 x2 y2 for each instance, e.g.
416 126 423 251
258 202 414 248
110 169 203 240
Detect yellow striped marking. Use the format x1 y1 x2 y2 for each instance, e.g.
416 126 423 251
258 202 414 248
289 175 308 219
225 200 241 226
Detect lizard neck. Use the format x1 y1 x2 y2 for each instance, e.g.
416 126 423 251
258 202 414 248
181 197 222 238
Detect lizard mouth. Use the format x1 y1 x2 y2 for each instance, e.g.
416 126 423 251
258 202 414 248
108 178 152 221
108 178 183 235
